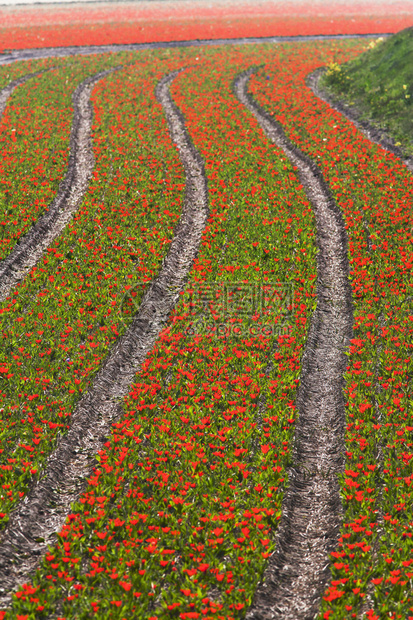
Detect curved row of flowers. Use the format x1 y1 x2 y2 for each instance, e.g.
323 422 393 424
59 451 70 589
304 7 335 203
0 53 192 523
0 59 211 605
250 41 413 620
0 56 122 263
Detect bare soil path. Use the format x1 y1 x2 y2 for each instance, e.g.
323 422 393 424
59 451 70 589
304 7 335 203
0 68 209 607
235 67 354 620
0 66 121 303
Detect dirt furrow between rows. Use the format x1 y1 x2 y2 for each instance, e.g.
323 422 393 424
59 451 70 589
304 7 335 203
235 67 354 620
0 70 49 119
0 66 120 303
0 68 209 606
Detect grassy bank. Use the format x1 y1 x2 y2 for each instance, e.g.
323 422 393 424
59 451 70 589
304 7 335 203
321 27 413 158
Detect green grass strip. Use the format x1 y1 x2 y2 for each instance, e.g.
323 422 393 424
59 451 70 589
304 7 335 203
321 27 413 159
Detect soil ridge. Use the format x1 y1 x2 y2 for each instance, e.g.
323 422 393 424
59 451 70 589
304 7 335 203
0 66 121 303
0 68 209 606
235 67 353 620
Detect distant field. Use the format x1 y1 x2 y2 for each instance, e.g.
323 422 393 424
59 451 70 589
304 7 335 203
1 0 413 50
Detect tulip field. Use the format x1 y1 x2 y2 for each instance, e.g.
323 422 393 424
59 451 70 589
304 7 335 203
0 36 411 620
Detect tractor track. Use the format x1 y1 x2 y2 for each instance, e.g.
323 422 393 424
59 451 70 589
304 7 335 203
235 67 354 620
0 68 209 606
0 66 122 303
0 69 50 118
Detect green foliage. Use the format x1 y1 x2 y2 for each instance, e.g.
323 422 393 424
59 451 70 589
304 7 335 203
322 27 413 157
